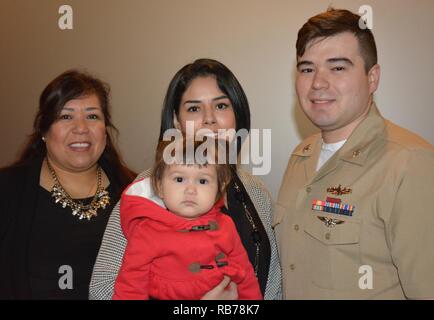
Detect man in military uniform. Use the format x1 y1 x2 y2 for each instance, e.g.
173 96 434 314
274 8 434 299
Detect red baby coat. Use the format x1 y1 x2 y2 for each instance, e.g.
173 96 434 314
113 178 262 300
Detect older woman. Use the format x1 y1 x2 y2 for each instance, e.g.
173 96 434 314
0 70 135 299
90 59 282 300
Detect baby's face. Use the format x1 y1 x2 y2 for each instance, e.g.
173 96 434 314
159 164 219 219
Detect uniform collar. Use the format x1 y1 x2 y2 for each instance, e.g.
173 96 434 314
335 102 386 166
292 133 322 157
293 102 385 164
292 102 386 183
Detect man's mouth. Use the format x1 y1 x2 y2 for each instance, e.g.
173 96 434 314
310 99 336 108
311 99 335 104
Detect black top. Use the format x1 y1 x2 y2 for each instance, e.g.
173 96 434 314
28 186 113 299
223 173 271 295
0 157 124 299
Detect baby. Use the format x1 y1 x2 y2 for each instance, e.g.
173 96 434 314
113 139 262 300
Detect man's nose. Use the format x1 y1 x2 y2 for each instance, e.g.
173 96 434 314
311 69 330 90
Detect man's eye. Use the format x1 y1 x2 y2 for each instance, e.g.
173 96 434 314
175 177 183 183
332 66 345 71
300 68 313 73
199 179 208 184
59 114 72 120
187 106 199 112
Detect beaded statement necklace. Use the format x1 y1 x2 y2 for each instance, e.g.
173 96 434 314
46 159 110 220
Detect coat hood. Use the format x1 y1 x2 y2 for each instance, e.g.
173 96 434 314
120 178 225 237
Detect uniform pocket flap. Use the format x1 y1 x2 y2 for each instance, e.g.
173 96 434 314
304 214 360 245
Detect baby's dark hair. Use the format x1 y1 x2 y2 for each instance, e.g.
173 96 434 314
151 138 233 202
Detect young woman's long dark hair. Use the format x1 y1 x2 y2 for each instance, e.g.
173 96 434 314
3 70 135 189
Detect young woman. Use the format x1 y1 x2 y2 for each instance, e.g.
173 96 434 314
90 59 282 300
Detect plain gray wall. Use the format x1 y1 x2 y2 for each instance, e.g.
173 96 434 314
1 0 433 198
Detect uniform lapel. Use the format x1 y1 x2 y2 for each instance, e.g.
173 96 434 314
292 134 322 184
311 103 386 183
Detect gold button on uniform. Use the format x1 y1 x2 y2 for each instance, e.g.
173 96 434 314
325 232 331 240
290 264 295 270
294 224 299 231
306 187 312 193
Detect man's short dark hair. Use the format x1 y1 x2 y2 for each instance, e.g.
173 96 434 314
296 8 377 73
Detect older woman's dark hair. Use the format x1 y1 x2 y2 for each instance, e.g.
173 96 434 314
159 59 251 144
5 70 135 189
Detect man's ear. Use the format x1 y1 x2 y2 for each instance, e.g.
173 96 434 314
368 64 381 94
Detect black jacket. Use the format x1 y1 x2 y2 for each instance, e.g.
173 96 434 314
0 157 123 299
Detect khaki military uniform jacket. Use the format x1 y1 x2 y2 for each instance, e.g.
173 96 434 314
274 104 434 299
